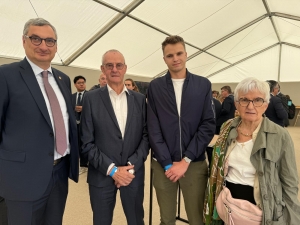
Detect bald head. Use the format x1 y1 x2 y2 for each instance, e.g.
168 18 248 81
99 73 107 87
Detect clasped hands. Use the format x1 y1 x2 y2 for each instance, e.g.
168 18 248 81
112 165 135 188
165 160 189 182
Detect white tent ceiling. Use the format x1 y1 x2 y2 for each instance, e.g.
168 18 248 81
1 0 300 83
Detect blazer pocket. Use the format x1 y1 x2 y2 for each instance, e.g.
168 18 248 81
0 149 26 162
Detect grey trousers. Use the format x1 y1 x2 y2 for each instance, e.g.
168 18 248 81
152 159 208 225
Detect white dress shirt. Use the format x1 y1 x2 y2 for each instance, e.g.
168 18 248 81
26 57 70 160
106 84 129 174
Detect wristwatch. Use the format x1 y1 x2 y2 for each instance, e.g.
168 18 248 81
183 156 192 163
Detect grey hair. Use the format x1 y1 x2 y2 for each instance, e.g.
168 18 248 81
101 49 125 65
234 77 270 103
23 18 57 39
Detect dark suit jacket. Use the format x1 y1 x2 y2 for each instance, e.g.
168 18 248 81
81 86 149 188
0 58 79 201
216 94 236 126
265 95 288 127
72 91 87 120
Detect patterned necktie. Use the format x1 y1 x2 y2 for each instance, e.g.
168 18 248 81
42 71 67 156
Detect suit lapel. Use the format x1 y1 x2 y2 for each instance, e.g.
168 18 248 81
99 87 120 131
19 59 52 128
124 92 134 135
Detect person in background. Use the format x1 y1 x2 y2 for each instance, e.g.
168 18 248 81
276 83 289 126
204 77 300 225
0 18 78 225
216 85 236 134
81 49 149 225
72 75 88 174
89 73 107 90
212 90 219 99
125 78 140 92
265 80 287 127
147 35 215 225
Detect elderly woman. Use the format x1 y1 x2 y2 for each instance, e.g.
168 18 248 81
204 77 300 225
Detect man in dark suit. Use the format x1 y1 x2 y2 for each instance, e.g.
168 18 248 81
81 49 149 225
265 81 288 127
89 73 107 90
72 75 88 173
0 18 79 225
216 85 236 134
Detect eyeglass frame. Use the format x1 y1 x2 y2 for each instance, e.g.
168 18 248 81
24 35 57 47
103 63 125 70
236 97 266 107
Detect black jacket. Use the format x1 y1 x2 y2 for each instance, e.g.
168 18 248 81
147 70 215 167
265 94 288 127
216 94 236 127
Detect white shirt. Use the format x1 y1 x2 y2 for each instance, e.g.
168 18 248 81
26 57 70 160
76 90 86 105
171 78 185 116
106 84 129 174
107 84 128 139
226 139 256 186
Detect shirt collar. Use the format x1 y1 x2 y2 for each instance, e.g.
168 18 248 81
107 84 129 95
26 56 53 76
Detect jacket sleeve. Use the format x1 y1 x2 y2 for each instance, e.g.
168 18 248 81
80 93 113 175
274 97 288 120
220 97 232 115
280 131 300 223
127 96 150 172
185 85 216 160
147 83 173 168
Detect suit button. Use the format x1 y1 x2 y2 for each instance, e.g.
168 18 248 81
120 152 123 156
263 194 269 200
118 136 122 139
49 133 54 137
49 152 54 156
258 171 263 176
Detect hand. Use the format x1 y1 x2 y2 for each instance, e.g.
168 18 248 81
75 106 82 112
165 160 189 182
112 165 135 187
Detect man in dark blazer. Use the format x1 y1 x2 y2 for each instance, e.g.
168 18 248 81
72 75 88 172
81 49 149 225
216 85 236 134
0 18 78 225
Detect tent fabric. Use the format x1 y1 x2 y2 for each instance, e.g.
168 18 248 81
1 0 300 82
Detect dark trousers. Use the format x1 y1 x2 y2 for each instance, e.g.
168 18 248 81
5 157 69 225
0 196 8 225
78 123 88 167
89 184 145 225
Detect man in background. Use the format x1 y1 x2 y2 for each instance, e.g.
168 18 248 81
216 85 236 134
72 75 88 174
89 73 107 90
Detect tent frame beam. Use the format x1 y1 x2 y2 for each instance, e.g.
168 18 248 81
206 43 279 78
63 0 144 65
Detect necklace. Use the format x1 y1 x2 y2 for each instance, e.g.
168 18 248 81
237 121 253 137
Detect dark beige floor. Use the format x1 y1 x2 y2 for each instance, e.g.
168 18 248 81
63 126 300 225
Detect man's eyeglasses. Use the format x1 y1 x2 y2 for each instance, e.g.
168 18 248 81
103 63 125 70
237 98 265 107
24 35 57 47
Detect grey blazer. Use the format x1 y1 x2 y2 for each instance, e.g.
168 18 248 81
80 86 149 187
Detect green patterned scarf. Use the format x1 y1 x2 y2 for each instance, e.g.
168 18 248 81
204 119 235 225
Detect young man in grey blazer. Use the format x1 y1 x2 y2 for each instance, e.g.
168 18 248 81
81 49 149 225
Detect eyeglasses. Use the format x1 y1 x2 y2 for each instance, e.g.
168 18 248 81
24 35 57 47
237 97 265 107
103 63 125 70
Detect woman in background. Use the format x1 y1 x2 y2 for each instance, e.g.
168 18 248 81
125 78 140 92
